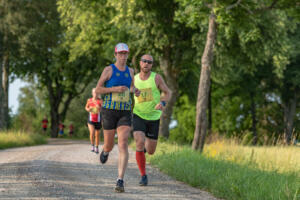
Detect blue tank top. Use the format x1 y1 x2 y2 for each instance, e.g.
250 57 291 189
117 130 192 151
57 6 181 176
103 64 132 110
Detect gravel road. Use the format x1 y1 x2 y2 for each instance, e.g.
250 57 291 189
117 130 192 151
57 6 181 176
0 138 218 200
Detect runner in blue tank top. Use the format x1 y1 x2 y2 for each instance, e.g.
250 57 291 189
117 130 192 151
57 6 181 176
95 43 140 193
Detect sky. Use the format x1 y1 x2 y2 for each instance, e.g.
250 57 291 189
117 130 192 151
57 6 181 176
9 78 27 115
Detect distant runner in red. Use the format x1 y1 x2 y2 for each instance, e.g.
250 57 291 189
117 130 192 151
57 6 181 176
85 88 103 154
69 123 74 137
42 116 48 134
59 122 65 137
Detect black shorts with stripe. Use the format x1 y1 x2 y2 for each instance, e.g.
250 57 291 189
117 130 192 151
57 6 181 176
133 114 160 140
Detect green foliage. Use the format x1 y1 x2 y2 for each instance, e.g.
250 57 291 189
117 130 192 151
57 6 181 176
211 83 250 136
64 80 98 138
7 0 111 137
57 0 115 62
0 0 26 59
175 0 300 141
170 95 196 144
11 81 49 134
107 0 199 81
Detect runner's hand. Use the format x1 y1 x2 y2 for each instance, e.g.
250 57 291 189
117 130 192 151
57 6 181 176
114 86 128 93
155 103 163 110
134 88 141 97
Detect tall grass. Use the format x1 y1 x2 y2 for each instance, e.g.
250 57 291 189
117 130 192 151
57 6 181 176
204 140 300 173
0 130 47 149
148 141 300 200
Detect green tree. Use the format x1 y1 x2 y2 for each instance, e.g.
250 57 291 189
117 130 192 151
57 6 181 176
58 0 200 138
279 25 300 144
65 79 98 138
12 0 105 137
57 0 115 62
12 80 49 133
0 0 26 129
107 0 198 138
176 0 299 151
170 95 196 144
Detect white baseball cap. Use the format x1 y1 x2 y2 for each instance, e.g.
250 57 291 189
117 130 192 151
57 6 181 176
115 43 129 53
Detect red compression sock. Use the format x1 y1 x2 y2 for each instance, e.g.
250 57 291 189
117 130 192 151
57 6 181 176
136 151 146 176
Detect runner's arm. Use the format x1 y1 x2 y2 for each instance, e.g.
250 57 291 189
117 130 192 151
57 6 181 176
95 66 128 94
129 68 140 96
155 74 171 102
85 100 91 112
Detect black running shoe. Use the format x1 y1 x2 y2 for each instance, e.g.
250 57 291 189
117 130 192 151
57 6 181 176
139 175 148 186
115 179 125 193
100 151 109 164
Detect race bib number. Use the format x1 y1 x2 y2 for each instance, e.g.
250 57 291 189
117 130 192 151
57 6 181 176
112 89 130 102
137 88 153 103
91 107 98 114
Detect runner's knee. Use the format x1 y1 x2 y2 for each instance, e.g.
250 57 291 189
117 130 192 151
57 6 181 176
136 141 145 151
147 149 155 155
145 143 157 155
103 143 114 152
118 140 128 151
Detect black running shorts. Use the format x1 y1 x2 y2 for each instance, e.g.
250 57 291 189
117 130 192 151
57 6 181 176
133 114 160 140
87 121 102 130
101 108 132 130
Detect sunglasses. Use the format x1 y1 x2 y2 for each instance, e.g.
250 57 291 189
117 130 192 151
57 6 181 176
141 59 153 64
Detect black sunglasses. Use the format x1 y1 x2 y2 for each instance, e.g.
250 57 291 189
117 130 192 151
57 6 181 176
141 59 153 64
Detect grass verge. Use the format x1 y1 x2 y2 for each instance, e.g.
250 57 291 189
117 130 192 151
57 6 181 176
0 131 47 149
148 142 300 200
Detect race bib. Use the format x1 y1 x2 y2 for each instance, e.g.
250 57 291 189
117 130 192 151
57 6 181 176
91 107 99 114
112 89 130 102
137 88 153 103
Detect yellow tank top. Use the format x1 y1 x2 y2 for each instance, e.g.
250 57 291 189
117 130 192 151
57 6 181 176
133 72 162 120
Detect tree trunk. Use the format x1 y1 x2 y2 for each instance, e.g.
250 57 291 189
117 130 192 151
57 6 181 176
250 92 257 145
159 51 179 138
1 0 9 129
0 54 3 130
208 79 212 133
45 74 61 138
49 93 61 138
50 106 59 138
192 13 217 152
283 93 297 145
43 66 86 137
1 52 9 129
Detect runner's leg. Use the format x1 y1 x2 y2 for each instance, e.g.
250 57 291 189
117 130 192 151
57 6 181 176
145 138 158 155
88 123 95 146
134 131 146 151
116 125 130 180
102 129 115 153
145 119 159 155
95 129 100 153
134 131 146 176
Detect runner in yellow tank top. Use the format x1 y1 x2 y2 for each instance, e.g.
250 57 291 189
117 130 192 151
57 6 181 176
133 54 171 186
